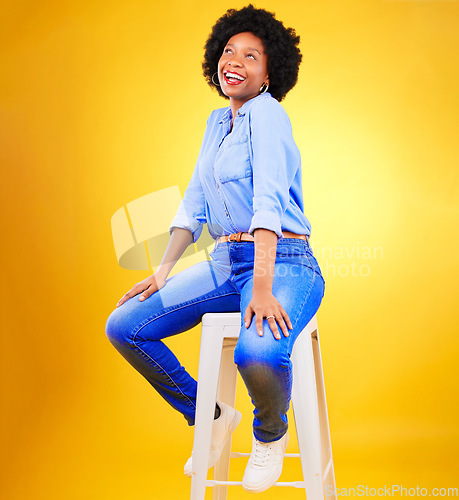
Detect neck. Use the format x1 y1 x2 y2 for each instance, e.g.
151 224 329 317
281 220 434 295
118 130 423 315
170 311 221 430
229 92 265 119
230 99 244 121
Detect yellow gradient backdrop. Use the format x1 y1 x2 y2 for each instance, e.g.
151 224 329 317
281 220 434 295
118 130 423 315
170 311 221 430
1 1 458 499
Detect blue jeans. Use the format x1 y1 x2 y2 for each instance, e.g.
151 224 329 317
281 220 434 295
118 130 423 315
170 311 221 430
105 238 325 443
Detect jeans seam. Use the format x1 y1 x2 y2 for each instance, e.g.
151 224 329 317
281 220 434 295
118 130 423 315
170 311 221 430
212 264 240 294
290 270 316 333
132 291 241 410
129 342 197 412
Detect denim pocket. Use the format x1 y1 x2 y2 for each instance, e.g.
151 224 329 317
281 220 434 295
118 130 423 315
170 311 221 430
275 240 325 280
275 240 309 256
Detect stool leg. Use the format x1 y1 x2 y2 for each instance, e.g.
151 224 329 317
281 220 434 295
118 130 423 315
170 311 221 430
312 331 337 500
190 324 225 500
292 324 324 500
213 338 238 500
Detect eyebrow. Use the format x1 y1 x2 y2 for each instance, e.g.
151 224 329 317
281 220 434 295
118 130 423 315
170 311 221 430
226 43 262 55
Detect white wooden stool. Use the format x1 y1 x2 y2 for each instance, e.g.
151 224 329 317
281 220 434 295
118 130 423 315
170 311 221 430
190 312 336 500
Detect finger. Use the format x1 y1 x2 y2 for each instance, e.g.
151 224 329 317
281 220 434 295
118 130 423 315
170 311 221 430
116 281 147 307
256 314 264 336
116 291 133 307
273 311 289 337
244 307 253 328
278 315 290 337
267 316 281 340
279 306 293 330
138 285 153 301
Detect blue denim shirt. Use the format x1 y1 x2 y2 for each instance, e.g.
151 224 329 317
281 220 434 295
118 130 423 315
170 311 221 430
168 92 312 243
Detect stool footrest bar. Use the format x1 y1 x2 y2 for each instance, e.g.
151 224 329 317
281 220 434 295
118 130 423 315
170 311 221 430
230 452 300 458
206 480 306 488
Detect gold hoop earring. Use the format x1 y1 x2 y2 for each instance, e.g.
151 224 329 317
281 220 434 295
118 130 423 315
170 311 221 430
259 82 269 94
212 72 220 87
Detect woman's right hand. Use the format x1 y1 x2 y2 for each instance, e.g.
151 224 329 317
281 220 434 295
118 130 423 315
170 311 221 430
116 273 166 307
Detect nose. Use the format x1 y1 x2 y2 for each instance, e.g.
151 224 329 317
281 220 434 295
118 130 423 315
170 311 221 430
227 54 242 67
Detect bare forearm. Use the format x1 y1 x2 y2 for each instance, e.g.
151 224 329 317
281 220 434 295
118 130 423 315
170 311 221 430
155 227 194 281
253 228 278 292
116 228 193 307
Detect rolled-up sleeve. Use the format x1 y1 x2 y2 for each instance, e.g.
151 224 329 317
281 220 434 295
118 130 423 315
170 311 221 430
247 98 301 239
168 119 210 243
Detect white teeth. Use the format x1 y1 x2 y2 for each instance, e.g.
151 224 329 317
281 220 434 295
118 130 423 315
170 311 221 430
225 71 245 81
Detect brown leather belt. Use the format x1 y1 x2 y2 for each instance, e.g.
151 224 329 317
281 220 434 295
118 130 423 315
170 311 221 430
216 230 309 246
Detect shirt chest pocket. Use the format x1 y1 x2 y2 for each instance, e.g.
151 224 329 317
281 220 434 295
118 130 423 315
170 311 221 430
215 134 252 184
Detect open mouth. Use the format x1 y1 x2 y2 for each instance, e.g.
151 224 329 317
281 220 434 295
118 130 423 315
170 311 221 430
223 71 246 85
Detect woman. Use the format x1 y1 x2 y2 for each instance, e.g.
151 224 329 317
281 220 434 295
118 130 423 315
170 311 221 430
106 4 325 494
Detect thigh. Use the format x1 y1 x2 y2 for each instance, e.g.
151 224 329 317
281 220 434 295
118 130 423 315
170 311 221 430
271 261 325 344
107 259 241 342
236 259 325 365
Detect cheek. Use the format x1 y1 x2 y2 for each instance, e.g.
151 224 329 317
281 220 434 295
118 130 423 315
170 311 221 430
253 68 267 83
259 61 269 80
217 55 227 70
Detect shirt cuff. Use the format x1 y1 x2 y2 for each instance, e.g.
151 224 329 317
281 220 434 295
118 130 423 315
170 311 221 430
248 210 283 239
169 222 203 243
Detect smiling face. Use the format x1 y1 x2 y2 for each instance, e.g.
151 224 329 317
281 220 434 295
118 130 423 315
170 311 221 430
217 31 269 112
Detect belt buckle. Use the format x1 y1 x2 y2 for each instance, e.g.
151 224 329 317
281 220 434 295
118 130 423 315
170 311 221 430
228 232 244 242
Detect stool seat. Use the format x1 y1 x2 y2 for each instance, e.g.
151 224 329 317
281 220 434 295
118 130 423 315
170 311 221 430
190 312 336 500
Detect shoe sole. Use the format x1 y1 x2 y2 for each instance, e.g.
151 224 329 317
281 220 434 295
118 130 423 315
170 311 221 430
242 468 283 494
242 432 289 494
184 409 242 477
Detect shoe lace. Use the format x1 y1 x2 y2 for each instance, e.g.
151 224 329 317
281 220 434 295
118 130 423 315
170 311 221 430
250 440 272 467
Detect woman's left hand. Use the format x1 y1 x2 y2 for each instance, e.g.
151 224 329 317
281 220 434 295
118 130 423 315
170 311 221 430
244 289 293 340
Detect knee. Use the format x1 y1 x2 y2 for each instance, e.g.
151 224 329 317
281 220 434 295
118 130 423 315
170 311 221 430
105 307 135 349
234 352 288 408
234 333 287 371
233 339 252 369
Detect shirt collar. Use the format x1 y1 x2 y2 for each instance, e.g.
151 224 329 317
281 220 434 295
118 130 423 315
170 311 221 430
218 92 272 124
218 107 233 125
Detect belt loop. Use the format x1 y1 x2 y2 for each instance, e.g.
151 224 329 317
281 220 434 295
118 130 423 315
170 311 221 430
235 232 243 242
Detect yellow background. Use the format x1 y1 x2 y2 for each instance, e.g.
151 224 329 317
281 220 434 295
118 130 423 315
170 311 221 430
1 0 458 498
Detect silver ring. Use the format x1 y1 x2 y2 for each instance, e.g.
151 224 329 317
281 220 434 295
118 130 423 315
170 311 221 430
266 315 275 320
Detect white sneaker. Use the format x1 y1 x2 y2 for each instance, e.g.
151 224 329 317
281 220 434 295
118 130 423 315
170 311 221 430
242 432 289 493
184 401 242 477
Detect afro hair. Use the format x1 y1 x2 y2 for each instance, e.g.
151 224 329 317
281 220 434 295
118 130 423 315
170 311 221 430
203 4 302 102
